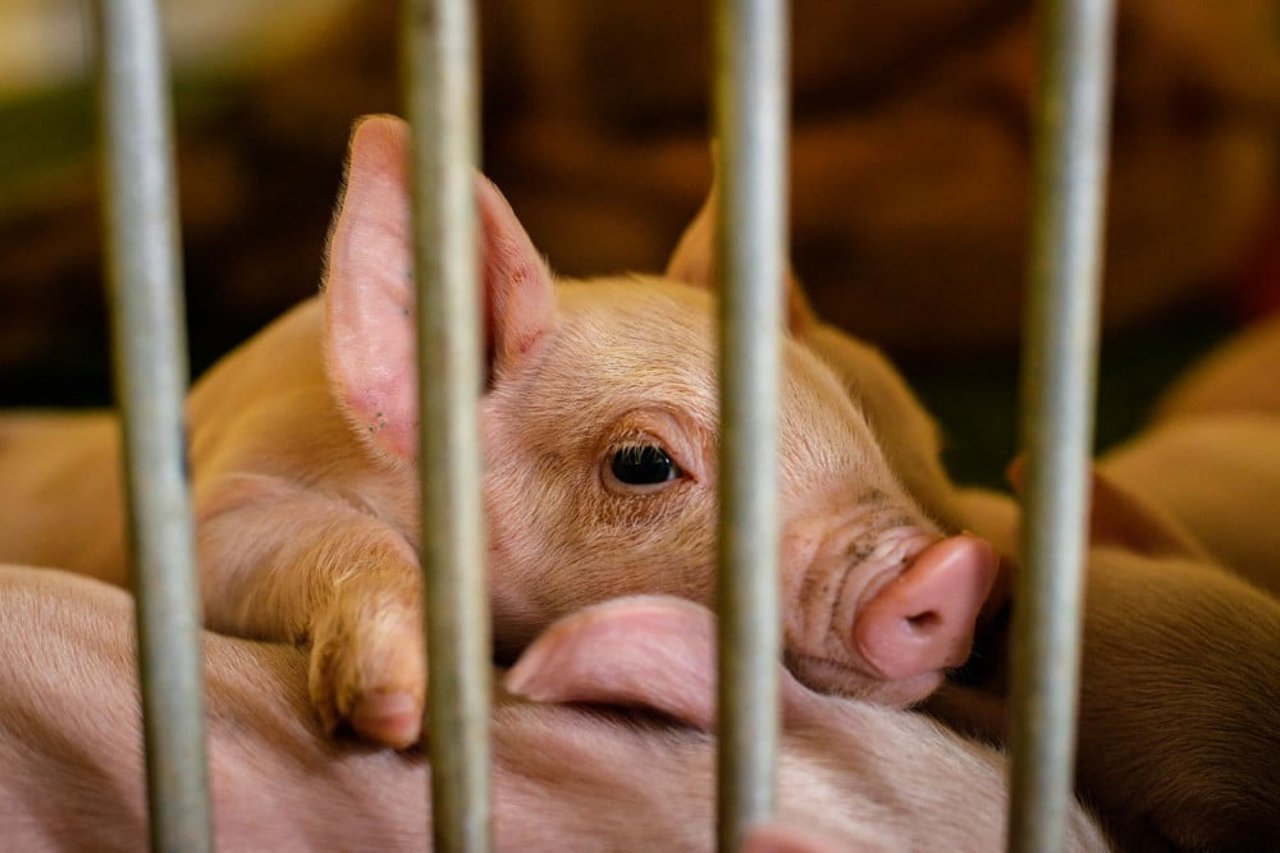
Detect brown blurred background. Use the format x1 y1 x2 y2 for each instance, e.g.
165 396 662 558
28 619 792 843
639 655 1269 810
2 0 1279 486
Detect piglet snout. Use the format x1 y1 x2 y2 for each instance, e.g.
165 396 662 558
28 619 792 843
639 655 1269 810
853 534 997 682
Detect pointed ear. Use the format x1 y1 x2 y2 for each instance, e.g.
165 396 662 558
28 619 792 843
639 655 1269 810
323 115 556 459
475 175 558 373
663 178 718 290
323 115 417 458
664 149 815 335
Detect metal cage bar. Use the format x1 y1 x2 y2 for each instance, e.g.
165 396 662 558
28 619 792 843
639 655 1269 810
713 1 790 849
401 1 492 850
1007 1 1116 850
94 0 212 850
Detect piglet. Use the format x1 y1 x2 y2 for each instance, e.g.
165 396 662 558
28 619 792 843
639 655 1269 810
0 566 1109 852
932 470 1280 851
0 115 998 746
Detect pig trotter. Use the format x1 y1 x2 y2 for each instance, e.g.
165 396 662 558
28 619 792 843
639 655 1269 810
307 585 427 749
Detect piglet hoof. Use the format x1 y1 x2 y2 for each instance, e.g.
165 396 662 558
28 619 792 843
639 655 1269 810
350 690 421 749
307 593 427 749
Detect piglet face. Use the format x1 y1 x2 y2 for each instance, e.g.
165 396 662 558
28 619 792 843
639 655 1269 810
480 276 996 706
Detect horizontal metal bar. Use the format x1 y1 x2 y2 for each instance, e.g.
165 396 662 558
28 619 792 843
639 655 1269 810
713 0 789 850
1007 1 1116 851
401 0 491 850
94 0 212 850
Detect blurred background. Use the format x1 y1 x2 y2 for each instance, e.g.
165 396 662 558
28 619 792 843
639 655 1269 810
2 0 1279 487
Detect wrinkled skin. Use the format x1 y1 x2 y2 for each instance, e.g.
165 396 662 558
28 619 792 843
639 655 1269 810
0 566 1110 852
0 115 996 747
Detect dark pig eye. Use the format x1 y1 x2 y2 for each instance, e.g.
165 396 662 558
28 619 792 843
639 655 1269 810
610 445 681 487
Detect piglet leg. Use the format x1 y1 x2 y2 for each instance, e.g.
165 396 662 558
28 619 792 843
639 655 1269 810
198 472 426 748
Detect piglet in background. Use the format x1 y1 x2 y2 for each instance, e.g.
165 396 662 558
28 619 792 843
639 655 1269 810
0 566 1110 852
786 280 1280 848
0 115 997 746
929 468 1280 851
799 290 1280 851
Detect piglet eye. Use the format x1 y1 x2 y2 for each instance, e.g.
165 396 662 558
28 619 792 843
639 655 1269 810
610 445 682 487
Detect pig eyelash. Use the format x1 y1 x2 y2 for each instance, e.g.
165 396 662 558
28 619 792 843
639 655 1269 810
602 441 686 494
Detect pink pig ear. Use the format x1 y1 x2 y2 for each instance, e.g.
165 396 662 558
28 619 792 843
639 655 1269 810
504 596 722 730
474 174 558 372
323 115 556 459
505 595 812 731
664 148 815 335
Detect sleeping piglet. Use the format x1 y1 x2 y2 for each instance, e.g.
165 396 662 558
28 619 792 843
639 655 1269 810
0 114 997 747
0 566 1109 852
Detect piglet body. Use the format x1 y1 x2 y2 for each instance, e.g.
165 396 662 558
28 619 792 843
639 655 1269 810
0 567 1108 852
0 412 125 585
936 475 1280 851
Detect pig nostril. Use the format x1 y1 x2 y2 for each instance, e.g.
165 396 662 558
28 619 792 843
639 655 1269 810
905 611 941 633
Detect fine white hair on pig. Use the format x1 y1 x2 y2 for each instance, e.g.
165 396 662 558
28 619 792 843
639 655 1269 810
0 567 1111 852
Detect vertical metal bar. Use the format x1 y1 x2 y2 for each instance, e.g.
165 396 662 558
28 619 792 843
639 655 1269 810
713 1 789 850
1007 1 1115 851
94 1 212 850
401 1 491 851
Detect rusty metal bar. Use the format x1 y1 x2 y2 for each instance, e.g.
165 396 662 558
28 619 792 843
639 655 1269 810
713 0 790 849
1007 1 1116 850
94 0 212 850
401 0 491 850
